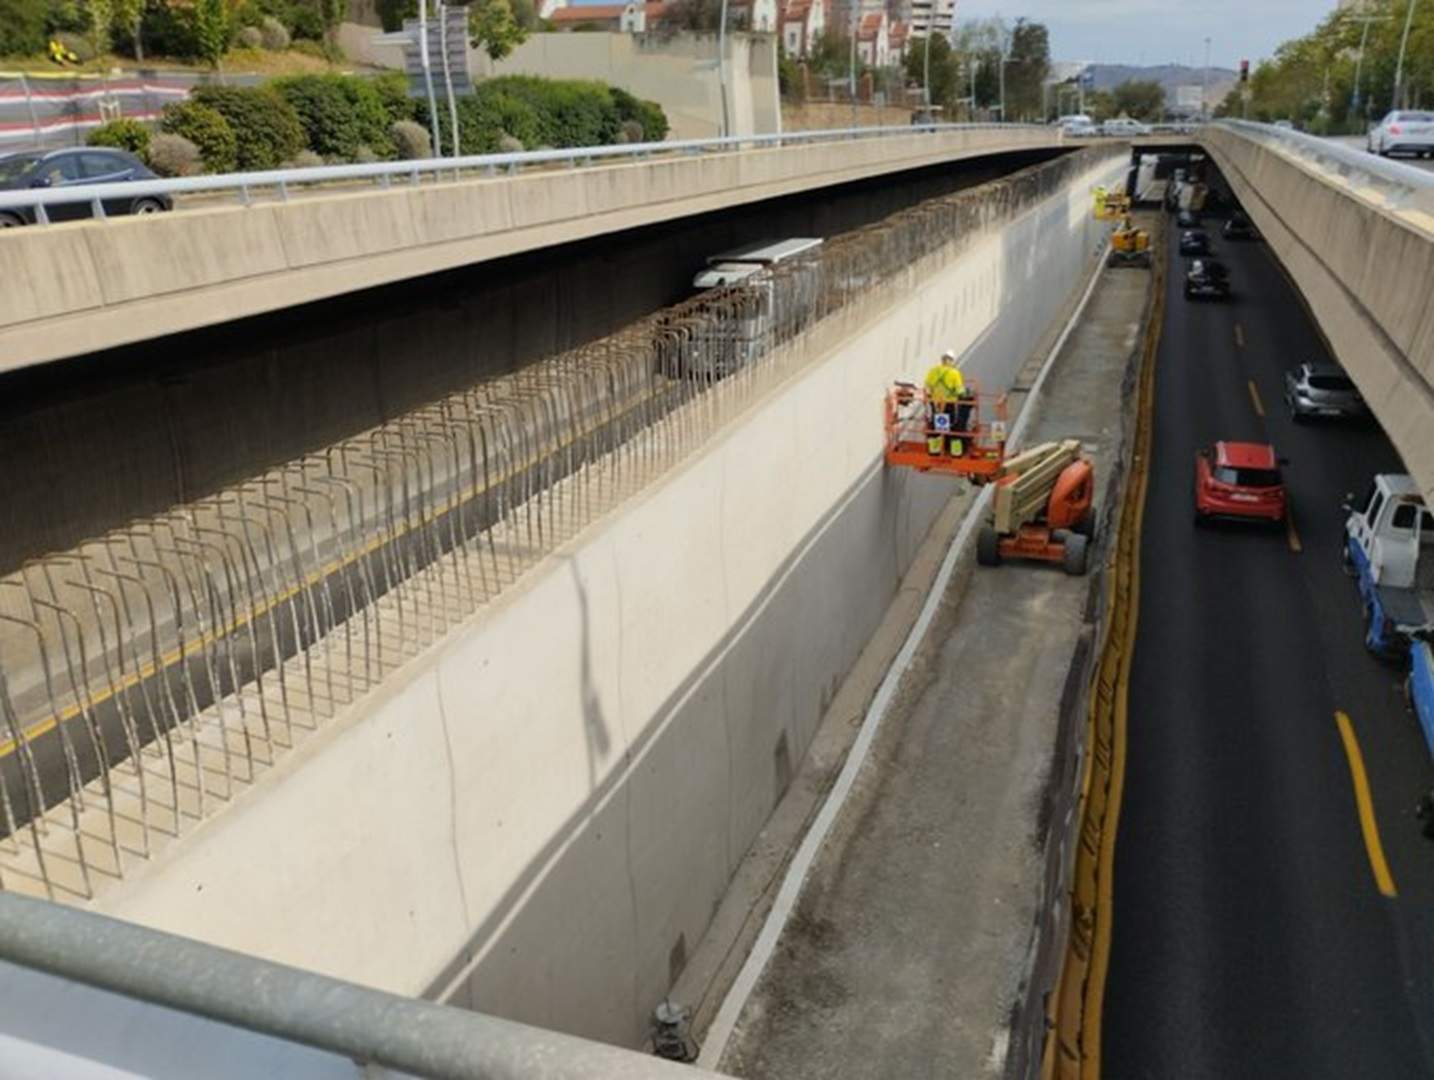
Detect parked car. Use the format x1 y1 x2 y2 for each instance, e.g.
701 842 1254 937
1178 229 1210 255
1273 119 1296 131
1222 212 1260 240
0 147 170 226
1102 117 1152 137
1184 258 1231 300
1194 442 1287 525
1283 362 1367 422
1176 209 1201 229
1368 110 1434 158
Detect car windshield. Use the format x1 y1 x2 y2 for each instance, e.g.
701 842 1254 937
0 154 41 183
1395 112 1434 122
1214 466 1281 488
1308 374 1354 392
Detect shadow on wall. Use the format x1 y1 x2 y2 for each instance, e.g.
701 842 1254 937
568 557 613 792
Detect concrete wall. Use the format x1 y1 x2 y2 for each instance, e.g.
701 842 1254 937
94 150 1125 1049
0 128 1058 373
338 29 780 142
1201 127 1434 504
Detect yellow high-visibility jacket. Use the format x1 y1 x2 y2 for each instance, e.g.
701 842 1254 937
924 363 965 405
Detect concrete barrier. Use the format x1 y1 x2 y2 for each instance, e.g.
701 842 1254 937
0 129 1059 372
1201 126 1434 504
93 150 1125 1049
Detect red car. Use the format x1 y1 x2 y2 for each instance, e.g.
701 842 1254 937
1194 441 1287 524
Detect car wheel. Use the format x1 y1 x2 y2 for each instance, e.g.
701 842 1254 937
0 211 23 228
976 525 1002 567
132 198 166 215
1340 542 1356 577
1062 534 1090 576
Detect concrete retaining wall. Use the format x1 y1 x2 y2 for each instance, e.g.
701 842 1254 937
0 129 1059 372
95 150 1125 1049
1201 127 1434 503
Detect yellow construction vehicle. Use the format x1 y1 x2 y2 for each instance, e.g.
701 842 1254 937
1108 214 1152 269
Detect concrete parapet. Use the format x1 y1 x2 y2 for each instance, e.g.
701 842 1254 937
0 129 1058 372
1201 126 1434 503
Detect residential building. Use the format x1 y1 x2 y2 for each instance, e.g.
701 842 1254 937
887 19 908 67
546 0 667 31
732 0 779 32
904 0 953 39
856 9 889 68
780 0 826 57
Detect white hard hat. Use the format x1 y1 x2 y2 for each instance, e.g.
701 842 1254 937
941 349 957 364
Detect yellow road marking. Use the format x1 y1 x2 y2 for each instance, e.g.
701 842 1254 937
1285 507 1303 553
1234 322 1245 349
0 381 670 759
1335 710 1398 898
1247 379 1265 417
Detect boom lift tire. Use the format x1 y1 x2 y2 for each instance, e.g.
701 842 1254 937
977 525 1002 567
1062 534 1090 576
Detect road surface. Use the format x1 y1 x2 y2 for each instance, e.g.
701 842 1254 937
1102 205 1434 1076
1330 133 1434 174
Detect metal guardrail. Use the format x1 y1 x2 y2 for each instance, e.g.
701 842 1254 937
0 121 1052 223
0 145 1120 903
0 892 711 1080
1215 118 1434 198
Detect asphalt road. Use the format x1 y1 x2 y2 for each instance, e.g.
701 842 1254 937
1102 209 1434 1076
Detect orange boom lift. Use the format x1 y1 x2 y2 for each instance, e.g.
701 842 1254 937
883 383 1096 575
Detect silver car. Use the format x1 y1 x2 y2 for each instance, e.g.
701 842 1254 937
1283 362 1367 421
1367 110 1434 158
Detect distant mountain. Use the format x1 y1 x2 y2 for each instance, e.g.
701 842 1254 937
1082 63 1238 110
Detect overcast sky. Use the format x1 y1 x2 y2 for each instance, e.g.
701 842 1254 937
955 0 1336 69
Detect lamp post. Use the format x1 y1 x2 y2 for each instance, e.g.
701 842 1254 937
1202 36 1211 122
417 0 440 155
1394 0 1419 111
1351 14 1389 120
717 0 731 137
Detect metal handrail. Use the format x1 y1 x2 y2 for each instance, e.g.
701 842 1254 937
0 121 1052 221
1215 118 1434 195
0 892 713 1079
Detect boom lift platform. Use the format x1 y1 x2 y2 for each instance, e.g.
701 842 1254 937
884 385 1095 575
1108 214 1152 269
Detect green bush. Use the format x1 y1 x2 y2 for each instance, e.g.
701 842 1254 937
148 132 202 176
0 0 48 55
87 118 152 159
372 71 413 125
289 37 330 58
273 73 396 160
611 86 668 142
259 13 289 48
191 84 305 170
390 118 430 159
54 29 95 61
160 100 237 172
283 148 323 167
236 24 263 47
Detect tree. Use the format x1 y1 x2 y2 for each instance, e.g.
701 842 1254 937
111 0 144 59
905 32 960 110
469 0 528 60
1112 79 1166 121
84 0 113 56
1083 89 1116 122
663 0 722 31
192 0 230 68
1004 18 1049 120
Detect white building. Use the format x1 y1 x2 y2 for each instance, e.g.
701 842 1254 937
780 0 826 58
905 0 953 39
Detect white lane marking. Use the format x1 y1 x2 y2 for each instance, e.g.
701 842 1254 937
696 242 1112 1068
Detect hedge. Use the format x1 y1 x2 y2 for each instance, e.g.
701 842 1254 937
160 100 238 173
0 0 47 56
190 84 306 170
87 118 152 159
273 73 397 161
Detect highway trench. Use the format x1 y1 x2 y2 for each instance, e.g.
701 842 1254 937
0 147 1071 844
1102 193 1434 1075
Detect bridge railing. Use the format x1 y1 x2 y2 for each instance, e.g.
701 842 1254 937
0 891 711 1079
1215 118 1434 210
0 121 1051 224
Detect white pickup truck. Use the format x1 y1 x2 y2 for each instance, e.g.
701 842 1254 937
1343 474 1434 657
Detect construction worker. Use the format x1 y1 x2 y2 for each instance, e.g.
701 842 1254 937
924 350 972 457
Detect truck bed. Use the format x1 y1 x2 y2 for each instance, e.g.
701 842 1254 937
1375 583 1433 628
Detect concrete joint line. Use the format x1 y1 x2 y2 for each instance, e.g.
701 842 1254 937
695 229 1115 1070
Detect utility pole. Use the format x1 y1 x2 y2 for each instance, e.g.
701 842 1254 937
417 0 440 156
923 26 932 114
717 0 731 137
1351 14 1388 121
1395 0 1419 111
849 1 858 127
1202 36 1211 122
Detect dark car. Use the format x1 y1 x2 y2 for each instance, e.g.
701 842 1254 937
1179 229 1210 255
1176 209 1201 228
1283 361 1367 422
1223 212 1260 240
1185 258 1231 300
0 148 171 226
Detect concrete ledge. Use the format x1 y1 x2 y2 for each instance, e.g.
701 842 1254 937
0 129 1058 373
1201 127 1434 502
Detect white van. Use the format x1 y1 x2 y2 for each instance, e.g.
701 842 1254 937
681 238 824 378
1057 114 1096 137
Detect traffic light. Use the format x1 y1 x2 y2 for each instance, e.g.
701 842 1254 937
1240 59 1249 83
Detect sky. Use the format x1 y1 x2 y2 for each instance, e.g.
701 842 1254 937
952 0 1336 69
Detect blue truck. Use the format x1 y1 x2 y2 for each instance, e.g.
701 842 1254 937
1343 474 1434 657
1410 633 1434 837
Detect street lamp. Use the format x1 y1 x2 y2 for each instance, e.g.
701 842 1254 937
1351 13 1390 119
717 0 731 137
1394 0 1419 111
1202 36 1211 122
